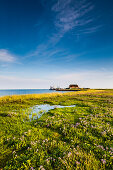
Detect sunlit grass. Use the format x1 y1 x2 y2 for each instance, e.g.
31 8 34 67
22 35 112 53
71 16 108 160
0 89 113 169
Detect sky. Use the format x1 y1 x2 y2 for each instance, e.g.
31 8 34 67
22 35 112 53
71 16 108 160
0 0 113 89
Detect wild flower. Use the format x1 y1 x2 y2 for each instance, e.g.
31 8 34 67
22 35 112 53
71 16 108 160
103 154 106 157
31 141 36 146
101 159 106 164
20 135 24 141
30 167 34 170
76 152 79 155
39 165 43 169
73 148 77 151
7 138 10 141
68 152 72 157
110 147 113 151
83 121 88 125
75 123 80 127
36 149 38 152
63 160 66 164
101 131 106 136
97 145 105 150
76 161 80 165
109 151 113 155
71 124 75 128
12 151 16 154
77 145 79 148
27 147 32 150
46 159 49 164
24 132 27 135
28 129 31 133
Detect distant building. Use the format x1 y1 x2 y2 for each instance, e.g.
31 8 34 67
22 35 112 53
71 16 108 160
69 84 79 89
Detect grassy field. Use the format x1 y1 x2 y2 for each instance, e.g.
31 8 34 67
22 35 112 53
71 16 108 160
0 89 113 170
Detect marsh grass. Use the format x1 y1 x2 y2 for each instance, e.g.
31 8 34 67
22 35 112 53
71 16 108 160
0 89 113 169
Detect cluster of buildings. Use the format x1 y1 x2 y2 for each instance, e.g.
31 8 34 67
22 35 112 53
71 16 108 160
50 84 80 91
50 84 90 91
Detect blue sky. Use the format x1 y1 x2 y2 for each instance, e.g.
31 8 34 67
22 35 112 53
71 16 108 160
0 0 113 89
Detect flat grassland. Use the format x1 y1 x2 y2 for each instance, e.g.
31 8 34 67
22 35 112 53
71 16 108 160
0 89 113 169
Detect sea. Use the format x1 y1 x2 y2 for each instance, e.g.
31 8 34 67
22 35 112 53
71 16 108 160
0 89 66 97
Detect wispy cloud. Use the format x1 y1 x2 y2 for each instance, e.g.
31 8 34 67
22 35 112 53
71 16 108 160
26 44 84 64
26 0 100 64
0 49 16 63
50 0 98 43
79 25 102 34
52 0 94 29
38 0 100 47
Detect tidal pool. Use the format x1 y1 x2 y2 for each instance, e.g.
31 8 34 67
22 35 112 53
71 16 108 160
29 104 76 119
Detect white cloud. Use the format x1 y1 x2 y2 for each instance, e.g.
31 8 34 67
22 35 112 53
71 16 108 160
0 70 113 89
28 0 100 63
26 44 84 64
0 49 16 63
51 71 113 89
0 75 50 89
51 0 99 43
52 0 94 31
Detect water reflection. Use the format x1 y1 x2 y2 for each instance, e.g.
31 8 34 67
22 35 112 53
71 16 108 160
29 104 76 119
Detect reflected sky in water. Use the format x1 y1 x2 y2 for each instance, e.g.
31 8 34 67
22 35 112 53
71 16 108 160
29 104 76 119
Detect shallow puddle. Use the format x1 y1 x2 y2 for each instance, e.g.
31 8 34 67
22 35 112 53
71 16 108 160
29 104 76 119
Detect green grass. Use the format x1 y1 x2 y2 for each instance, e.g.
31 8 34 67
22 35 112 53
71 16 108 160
0 89 113 169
